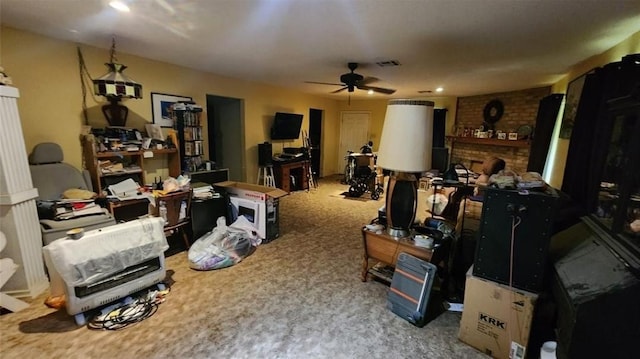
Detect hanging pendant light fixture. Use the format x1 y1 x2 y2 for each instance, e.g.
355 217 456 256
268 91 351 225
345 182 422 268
93 37 143 127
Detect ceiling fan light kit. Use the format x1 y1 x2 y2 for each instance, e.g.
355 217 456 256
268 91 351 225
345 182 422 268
307 62 396 95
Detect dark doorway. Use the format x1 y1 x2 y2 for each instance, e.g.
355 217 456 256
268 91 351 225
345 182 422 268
309 108 323 178
433 108 447 148
206 95 244 181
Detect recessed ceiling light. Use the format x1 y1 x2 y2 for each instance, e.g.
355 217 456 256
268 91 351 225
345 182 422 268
109 1 130 12
435 87 444 93
368 90 374 95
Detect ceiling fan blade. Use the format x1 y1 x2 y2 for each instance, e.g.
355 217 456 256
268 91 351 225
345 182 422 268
305 81 345 86
357 85 396 95
359 77 379 86
331 87 348 94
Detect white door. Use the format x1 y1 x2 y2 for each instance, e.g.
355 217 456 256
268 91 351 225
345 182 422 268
338 111 370 173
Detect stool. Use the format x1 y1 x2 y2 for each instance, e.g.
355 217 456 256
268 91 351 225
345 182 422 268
257 165 275 188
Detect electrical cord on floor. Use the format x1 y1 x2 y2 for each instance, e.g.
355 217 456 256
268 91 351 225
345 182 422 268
88 286 170 330
508 215 522 289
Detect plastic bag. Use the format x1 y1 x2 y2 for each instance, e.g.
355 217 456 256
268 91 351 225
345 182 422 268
426 193 448 215
188 216 261 271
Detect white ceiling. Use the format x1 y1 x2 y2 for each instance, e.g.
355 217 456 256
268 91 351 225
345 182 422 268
2 0 640 99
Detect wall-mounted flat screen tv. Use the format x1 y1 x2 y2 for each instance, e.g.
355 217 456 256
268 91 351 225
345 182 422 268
271 112 303 140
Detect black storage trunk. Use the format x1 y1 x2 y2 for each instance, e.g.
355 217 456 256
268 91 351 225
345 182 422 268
386 252 437 327
473 187 558 293
190 196 229 240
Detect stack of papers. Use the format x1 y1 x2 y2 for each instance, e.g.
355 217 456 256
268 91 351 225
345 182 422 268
99 160 141 175
107 178 147 201
193 185 215 199
55 201 105 220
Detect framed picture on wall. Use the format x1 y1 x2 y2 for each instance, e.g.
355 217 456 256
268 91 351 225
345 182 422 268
559 71 591 139
151 92 192 128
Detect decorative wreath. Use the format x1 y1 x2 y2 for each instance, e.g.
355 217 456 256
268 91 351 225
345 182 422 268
483 99 504 124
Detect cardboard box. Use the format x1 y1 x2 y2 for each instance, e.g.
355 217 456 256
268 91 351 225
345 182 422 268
214 181 287 242
459 270 538 359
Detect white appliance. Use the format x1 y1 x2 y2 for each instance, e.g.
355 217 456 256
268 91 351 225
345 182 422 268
42 217 168 324
229 196 260 230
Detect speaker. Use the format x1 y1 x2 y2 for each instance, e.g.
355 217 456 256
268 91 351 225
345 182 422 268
473 187 558 293
258 142 272 166
431 147 449 173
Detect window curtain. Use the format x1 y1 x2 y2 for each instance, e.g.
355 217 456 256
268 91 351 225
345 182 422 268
527 93 564 174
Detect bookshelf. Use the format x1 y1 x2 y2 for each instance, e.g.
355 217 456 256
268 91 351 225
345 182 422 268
171 102 204 173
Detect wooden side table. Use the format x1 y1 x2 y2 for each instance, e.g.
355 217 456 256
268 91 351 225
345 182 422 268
361 227 434 282
273 160 310 193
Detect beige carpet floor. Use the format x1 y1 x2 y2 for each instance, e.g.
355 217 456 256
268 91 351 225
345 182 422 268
0 176 488 359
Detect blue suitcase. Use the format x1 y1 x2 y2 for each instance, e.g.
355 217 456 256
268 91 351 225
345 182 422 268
386 252 438 327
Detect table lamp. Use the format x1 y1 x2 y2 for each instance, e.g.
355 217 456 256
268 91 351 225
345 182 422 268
377 99 434 237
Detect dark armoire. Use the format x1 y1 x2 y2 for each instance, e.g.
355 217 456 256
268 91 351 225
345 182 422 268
552 54 640 359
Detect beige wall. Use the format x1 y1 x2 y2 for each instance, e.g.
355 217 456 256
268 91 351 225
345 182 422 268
1 26 341 184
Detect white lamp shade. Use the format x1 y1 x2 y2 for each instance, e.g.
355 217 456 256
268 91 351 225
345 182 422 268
377 99 434 172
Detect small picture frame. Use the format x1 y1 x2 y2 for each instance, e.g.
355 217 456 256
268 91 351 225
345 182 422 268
151 92 192 128
508 132 519 141
497 132 507 140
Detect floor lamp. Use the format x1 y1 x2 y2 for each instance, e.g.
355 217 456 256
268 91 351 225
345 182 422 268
377 99 434 238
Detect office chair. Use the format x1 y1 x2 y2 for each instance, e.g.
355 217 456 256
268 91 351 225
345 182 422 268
28 142 115 245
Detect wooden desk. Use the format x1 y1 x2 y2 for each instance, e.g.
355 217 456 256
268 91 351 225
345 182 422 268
273 160 310 193
361 227 434 282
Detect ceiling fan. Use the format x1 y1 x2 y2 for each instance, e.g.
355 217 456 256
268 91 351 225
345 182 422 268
306 62 396 95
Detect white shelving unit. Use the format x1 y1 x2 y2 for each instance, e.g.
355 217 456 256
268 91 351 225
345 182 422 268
0 86 49 300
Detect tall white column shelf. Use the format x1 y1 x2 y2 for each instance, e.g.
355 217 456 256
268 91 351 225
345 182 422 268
0 86 49 299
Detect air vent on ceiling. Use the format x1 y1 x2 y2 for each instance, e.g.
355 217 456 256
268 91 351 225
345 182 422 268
375 60 401 67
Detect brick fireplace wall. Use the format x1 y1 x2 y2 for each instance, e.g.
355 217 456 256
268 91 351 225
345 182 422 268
450 86 551 174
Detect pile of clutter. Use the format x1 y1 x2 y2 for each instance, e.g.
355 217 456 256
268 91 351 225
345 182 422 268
486 170 547 190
